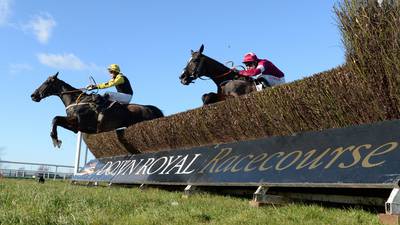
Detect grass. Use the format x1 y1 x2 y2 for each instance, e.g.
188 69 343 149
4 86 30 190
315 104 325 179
0 179 381 225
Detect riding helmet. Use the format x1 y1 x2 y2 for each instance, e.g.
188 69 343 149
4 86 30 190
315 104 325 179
243 52 258 63
108 64 121 73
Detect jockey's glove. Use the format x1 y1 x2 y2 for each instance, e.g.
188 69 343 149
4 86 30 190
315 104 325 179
86 84 98 90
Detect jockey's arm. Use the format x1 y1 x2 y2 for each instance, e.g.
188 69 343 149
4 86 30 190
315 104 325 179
239 63 266 77
97 74 125 89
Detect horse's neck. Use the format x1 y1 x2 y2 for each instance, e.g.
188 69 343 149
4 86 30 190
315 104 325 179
202 56 234 86
59 83 81 107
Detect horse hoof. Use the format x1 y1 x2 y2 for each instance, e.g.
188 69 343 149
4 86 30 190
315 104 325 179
52 139 62 148
56 140 62 148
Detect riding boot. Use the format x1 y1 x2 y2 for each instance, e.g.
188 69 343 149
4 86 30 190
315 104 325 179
261 80 271 88
93 94 108 114
255 78 271 89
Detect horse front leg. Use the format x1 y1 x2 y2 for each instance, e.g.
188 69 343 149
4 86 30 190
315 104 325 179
202 92 227 105
202 92 218 105
50 116 78 148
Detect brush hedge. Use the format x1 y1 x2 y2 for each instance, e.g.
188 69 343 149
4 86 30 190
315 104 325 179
85 0 400 158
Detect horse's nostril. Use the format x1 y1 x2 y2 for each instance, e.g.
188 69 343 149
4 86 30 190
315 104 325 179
31 93 41 102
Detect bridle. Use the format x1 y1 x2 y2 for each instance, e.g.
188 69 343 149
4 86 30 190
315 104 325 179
188 57 204 80
187 56 232 81
213 69 234 79
36 82 53 99
184 54 237 83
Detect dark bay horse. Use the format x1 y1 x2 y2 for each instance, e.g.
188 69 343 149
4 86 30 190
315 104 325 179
31 72 164 148
179 44 256 104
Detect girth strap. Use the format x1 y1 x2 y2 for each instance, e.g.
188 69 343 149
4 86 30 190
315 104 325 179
65 102 93 111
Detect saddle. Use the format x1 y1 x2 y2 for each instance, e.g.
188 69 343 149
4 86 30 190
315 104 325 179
221 75 270 91
91 94 122 114
235 75 254 83
219 75 254 87
91 94 126 126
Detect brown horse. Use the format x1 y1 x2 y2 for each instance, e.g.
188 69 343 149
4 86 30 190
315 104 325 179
179 44 256 104
31 72 164 148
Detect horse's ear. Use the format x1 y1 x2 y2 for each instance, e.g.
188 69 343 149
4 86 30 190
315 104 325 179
54 72 59 78
199 44 204 54
191 50 194 54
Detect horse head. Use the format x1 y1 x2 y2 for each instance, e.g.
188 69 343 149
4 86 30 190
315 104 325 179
31 72 62 102
179 44 206 85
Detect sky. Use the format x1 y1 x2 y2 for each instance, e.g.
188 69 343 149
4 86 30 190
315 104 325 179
0 0 345 168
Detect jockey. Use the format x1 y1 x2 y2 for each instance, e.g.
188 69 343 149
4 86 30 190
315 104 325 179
238 52 285 88
87 64 133 104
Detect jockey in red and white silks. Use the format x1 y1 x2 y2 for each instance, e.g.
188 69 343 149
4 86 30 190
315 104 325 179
238 52 285 87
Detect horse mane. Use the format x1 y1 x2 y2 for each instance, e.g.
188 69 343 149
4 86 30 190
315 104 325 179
56 77 79 92
201 54 230 73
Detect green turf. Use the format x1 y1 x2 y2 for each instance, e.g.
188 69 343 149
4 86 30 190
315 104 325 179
0 179 381 225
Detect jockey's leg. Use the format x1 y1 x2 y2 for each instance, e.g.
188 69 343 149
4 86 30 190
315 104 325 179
255 77 271 89
97 92 132 125
98 92 132 128
105 92 132 104
262 75 285 87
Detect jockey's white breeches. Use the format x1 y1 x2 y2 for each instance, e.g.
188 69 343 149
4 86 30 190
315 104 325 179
257 75 285 86
105 92 132 104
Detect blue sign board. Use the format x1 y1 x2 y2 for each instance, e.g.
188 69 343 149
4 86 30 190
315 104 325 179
73 120 400 188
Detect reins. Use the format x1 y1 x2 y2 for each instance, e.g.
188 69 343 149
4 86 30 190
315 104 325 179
199 69 234 81
60 89 85 95
61 88 87 107
213 69 234 79
197 69 234 81
75 92 85 104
